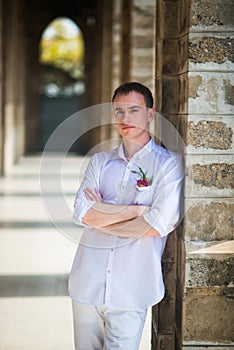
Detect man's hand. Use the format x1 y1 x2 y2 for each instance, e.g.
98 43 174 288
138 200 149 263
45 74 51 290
84 187 102 202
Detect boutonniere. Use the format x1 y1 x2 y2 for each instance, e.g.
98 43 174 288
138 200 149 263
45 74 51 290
131 167 152 188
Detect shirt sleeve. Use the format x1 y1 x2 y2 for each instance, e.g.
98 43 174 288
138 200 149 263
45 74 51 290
143 153 184 237
73 153 103 226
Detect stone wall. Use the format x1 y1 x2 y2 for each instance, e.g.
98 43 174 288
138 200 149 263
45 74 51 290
183 0 234 348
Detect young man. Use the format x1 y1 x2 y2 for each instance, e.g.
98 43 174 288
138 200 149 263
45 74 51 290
69 82 183 349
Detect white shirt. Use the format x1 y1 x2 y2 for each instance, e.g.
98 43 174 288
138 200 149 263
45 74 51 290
69 138 183 310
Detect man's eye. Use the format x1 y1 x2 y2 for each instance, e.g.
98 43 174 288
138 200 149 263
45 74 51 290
115 110 123 115
130 109 138 113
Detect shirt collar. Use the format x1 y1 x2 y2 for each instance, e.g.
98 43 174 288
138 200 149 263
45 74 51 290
117 138 154 161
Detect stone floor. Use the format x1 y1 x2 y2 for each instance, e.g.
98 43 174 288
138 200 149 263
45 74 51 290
0 154 151 350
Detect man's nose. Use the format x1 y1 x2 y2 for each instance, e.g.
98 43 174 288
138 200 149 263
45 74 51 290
122 111 131 123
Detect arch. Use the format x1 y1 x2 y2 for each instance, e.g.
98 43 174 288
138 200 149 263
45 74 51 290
38 17 85 151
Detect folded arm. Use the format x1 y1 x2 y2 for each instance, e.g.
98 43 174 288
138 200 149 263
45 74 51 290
81 187 161 237
98 216 161 238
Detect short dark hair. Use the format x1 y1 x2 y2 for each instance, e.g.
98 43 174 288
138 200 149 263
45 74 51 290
112 81 154 108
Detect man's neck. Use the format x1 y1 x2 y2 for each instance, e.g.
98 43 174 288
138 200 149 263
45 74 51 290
123 136 151 161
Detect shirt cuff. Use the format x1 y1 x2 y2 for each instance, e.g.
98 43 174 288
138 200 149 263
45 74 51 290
143 212 175 237
73 200 95 227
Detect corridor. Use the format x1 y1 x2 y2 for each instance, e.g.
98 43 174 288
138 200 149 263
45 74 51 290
0 154 151 349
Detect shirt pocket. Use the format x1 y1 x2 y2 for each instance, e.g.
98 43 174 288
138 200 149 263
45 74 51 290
135 186 154 206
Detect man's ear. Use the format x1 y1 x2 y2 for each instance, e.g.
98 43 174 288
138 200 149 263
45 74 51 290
148 107 155 122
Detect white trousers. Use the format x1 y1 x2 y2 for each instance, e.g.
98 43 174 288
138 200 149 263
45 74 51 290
72 301 147 350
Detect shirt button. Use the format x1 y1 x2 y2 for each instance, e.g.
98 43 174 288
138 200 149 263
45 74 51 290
127 165 130 169
107 270 111 273
111 248 114 252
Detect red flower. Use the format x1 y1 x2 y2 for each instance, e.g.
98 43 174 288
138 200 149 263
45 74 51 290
137 179 149 187
132 167 151 188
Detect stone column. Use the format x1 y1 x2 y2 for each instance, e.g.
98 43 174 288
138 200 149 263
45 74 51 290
153 0 189 348
0 0 3 174
14 1 26 160
182 0 234 348
0 0 26 175
2 0 19 174
130 0 156 93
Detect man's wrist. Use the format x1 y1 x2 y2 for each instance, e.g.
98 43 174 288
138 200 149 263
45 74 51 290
134 205 150 217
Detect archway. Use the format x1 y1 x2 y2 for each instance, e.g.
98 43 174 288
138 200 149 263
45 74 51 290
38 17 85 152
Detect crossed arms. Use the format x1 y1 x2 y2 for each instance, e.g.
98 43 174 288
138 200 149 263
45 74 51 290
73 153 183 239
81 188 161 238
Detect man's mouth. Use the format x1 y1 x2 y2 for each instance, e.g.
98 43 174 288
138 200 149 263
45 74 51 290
121 125 135 130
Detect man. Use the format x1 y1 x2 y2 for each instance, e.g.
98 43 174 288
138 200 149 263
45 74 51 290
69 82 183 349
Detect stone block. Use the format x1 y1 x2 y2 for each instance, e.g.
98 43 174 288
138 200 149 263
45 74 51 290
176 234 186 284
189 35 234 64
175 281 183 341
185 154 234 198
156 1 163 42
158 334 175 350
134 0 155 6
155 40 163 76
132 33 154 49
182 346 233 350
163 1 179 38
131 49 154 68
190 0 234 29
184 198 233 241
162 76 180 113
162 39 179 75
155 77 163 111
182 290 234 343
185 255 234 287
132 4 155 30
186 115 234 154
162 74 188 114
178 35 189 73
178 0 190 36
191 163 233 188
159 260 177 333
162 36 188 75
188 72 234 114
162 231 177 263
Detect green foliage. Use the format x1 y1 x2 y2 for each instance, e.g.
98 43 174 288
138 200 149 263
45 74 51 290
39 18 85 79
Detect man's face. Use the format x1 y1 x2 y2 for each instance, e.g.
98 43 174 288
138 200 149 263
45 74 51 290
113 91 154 141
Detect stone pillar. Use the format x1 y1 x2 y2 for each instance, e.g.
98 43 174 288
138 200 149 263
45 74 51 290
2 0 25 174
14 1 26 160
110 0 156 149
0 0 3 175
182 0 234 348
153 0 189 348
99 0 113 149
130 0 156 93
111 0 123 92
